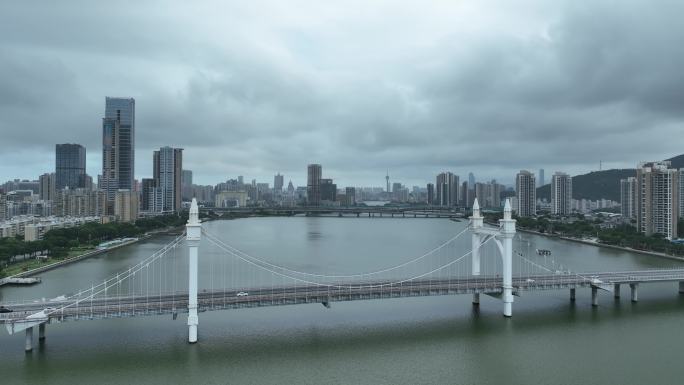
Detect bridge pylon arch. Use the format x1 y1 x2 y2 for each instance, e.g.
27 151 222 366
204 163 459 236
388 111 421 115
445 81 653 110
470 198 516 317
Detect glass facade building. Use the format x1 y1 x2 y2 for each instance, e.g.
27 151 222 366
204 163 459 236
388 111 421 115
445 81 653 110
102 97 135 213
55 144 86 190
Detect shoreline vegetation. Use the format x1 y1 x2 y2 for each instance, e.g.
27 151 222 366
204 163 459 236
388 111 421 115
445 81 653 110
0 213 190 279
485 213 684 261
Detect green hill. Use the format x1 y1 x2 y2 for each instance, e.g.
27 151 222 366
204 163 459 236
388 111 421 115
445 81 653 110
537 169 634 201
536 154 683 202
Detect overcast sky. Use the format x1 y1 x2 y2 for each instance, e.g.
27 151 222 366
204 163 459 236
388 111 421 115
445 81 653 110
1 1 683 188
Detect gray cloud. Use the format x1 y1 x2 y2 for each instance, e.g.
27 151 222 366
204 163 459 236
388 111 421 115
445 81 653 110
0 1 683 188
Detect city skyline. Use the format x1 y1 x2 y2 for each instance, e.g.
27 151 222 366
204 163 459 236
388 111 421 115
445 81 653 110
2 2 684 187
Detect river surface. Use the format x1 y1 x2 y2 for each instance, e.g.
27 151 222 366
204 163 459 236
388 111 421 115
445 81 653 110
2 217 684 385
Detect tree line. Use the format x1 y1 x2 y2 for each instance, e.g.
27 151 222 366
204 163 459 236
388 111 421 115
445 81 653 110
0 213 188 275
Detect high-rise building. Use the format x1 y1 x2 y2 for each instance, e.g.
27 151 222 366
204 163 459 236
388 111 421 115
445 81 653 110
551 172 572 215
153 147 183 212
620 177 638 220
55 144 86 190
427 183 435 205
320 178 337 202
102 97 135 214
680 169 684 219
114 189 139 223
538 169 545 187
141 178 162 212
515 170 536 217
468 172 475 188
636 162 679 239
287 180 295 194
344 187 356 206
307 164 322 205
181 170 193 201
0 194 6 221
39 173 56 201
474 180 504 209
436 172 459 207
274 173 284 192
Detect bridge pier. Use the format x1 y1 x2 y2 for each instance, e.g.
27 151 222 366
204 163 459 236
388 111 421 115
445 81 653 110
630 283 639 302
472 293 480 305
570 288 576 301
679 281 684 293
591 287 599 306
38 323 46 341
25 327 33 352
186 199 201 343
614 284 620 298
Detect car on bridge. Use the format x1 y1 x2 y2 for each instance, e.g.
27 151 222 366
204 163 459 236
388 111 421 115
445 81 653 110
0 306 12 313
236 292 249 297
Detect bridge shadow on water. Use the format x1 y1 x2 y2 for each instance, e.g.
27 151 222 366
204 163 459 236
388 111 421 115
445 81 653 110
7 291 684 385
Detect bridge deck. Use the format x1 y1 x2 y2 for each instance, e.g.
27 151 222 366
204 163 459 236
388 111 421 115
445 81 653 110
3 269 684 331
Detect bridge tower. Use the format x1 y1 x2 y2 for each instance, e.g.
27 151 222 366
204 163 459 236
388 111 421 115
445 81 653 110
186 198 201 343
470 198 516 317
470 198 483 305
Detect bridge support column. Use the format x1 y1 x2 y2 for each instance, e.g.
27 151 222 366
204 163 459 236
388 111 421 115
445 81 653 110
186 199 201 343
591 287 599 306
614 284 620 298
679 281 684 294
470 199 483 277
570 288 576 301
630 283 638 302
472 293 480 305
38 323 46 341
25 327 33 352
499 199 515 318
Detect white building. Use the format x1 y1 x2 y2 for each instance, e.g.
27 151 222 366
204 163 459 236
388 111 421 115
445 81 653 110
515 170 536 217
636 161 679 240
551 172 572 216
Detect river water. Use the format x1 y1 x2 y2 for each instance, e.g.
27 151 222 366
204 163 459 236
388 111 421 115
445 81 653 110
2 217 684 385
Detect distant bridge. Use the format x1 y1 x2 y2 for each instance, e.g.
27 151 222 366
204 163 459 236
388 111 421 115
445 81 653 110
202 205 465 218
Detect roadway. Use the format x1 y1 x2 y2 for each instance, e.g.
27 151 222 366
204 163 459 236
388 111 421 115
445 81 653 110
4 268 684 332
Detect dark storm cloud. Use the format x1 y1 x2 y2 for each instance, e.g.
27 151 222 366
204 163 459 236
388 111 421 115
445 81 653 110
0 1 682 186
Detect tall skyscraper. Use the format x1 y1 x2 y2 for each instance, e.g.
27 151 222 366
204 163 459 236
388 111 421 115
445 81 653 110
436 172 459 207
468 172 475 188
153 146 183 212
538 169 545 187
307 164 322 205
551 172 572 215
636 162 679 239
680 169 684 220
102 97 135 214
427 183 434 205
55 144 86 190
515 170 536 217
274 173 284 192
39 173 56 201
620 177 638 220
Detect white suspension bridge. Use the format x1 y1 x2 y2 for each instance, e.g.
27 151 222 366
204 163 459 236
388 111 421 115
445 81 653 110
3 198 684 352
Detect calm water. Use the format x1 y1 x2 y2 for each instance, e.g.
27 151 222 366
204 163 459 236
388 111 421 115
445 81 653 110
2 217 684 385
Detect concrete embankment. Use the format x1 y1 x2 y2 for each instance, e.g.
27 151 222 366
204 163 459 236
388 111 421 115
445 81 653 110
0 277 41 286
517 228 684 262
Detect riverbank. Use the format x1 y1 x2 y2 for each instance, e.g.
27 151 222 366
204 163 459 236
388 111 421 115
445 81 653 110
0 224 185 283
517 228 684 262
